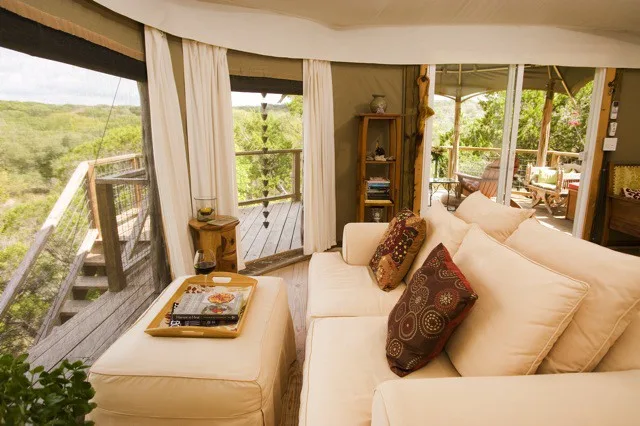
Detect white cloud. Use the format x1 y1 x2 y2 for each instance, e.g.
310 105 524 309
0 47 140 106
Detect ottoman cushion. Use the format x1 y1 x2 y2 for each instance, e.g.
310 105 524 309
88 276 296 425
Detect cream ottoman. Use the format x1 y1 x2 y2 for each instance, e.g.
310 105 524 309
88 276 296 425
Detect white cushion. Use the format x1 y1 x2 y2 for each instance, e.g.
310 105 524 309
446 226 590 376
371 371 640 426
299 316 460 426
506 219 640 373
596 312 640 372
406 200 471 283
454 192 534 242
88 276 296 425
306 252 404 326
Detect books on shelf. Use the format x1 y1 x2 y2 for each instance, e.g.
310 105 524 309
366 177 391 201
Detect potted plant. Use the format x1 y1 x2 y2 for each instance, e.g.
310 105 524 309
431 146 447 178
0 353 96 425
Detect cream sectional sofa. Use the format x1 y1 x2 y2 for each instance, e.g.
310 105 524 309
300 199 640 426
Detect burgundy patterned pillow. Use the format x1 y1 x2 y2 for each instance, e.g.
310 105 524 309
370 209 426 291
386 243 477 377
622 187 640 200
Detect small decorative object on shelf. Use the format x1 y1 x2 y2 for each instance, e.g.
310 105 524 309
374 143 386 161
370 94 387 113
194 196 217 222
371 207 384 223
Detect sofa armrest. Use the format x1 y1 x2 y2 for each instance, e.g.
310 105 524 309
342 222 388 265
372 371 640 426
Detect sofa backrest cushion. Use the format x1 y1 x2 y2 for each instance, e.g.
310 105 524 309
505 218 640 373
446 226 589 377
406 200 471 283
454 192 534 242
370 209 426 291
596 312 640 372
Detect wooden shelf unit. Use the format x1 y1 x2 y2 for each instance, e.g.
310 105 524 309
356 113 402 222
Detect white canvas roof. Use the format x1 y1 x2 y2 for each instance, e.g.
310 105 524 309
93 0 640 67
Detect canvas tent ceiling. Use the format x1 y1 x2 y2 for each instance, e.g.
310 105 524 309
200 0 640 32
436 65 594 99
91 0 640 67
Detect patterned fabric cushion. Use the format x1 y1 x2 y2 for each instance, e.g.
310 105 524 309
386 243 477 377
538 169 558 185
622 187 640 200
370 209 426 291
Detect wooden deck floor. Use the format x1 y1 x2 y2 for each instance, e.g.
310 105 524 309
238 200 303 262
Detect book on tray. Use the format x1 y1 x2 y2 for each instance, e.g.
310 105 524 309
168 288 244 327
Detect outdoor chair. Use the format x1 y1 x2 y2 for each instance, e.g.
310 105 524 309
456 157 519 200
525 163 581 214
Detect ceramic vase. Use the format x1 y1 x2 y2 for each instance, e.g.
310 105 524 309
370 94 387 114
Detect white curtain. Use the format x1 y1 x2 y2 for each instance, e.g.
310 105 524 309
183 39 245 270
303 59 336 254
144 26 194 277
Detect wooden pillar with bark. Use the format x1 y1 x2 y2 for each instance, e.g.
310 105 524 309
449 95 462 177
412 65 431 212
536 79 556 166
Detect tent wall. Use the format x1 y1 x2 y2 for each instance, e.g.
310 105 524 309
0 0 143 60
332 62 405 240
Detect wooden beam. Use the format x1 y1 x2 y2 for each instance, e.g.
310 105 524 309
96 183 127 292
413 64 430 212
536 79 555 166
450 96 462 177
553 66 575 101
582 68 617 240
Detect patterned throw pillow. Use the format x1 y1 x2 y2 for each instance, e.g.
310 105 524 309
386 243 477 377
622 187 640 200
370 209 426 291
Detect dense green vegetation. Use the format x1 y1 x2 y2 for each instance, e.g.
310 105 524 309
0 101 142 355
432 82 593 177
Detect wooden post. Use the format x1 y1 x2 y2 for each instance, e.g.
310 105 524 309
96 182 126 292
450 96 462 177
583 68 617 240
292 150 301 201
536 79 555 166
132 156 143 209
413 64 430 212
86 162 101 237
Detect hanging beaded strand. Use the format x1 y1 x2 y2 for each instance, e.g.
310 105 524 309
261 93 270 228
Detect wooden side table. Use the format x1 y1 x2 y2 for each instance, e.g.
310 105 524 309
188 216 240 273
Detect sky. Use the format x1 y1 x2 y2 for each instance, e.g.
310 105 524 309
0 47 279 107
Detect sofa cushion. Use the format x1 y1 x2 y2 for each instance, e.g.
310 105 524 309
370 209 426 291
387 243 477 377
371 371 640 426
306 252 405 326
299 316 460 426
445 226 589 376
406 200 471 283
596 312 640 372
505 218 640 373
454 192 534 242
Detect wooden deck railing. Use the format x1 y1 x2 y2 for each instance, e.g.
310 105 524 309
0 154 143 321
438 145 580 178
235 148 302 207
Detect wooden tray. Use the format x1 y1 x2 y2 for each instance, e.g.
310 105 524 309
145 272 257 338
